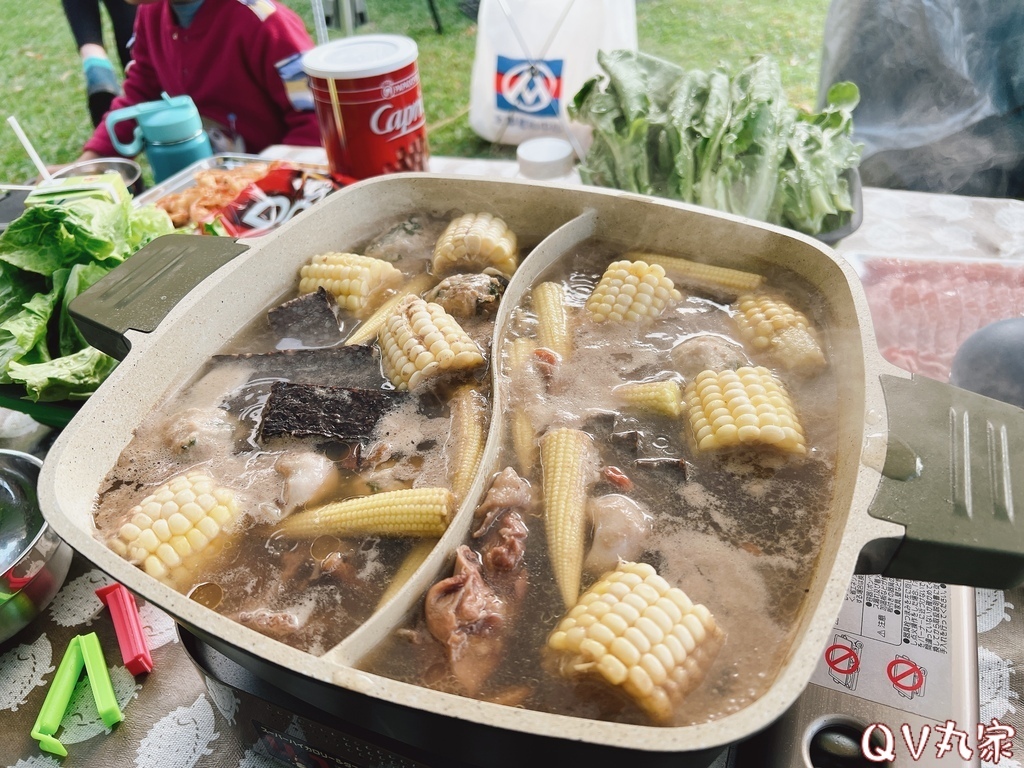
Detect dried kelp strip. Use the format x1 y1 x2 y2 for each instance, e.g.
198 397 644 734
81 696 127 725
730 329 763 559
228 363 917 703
267 287 342 346
258 382 409 443
214 344 383 388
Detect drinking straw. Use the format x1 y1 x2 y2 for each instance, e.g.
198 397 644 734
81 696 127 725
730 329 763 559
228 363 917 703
6 117 52 182
309 0 329 45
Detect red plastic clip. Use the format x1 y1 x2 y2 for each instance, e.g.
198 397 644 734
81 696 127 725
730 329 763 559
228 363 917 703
96 583 153 675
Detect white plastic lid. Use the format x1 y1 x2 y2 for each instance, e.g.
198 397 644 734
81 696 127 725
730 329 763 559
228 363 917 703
517 137 576 180
301 35 418 80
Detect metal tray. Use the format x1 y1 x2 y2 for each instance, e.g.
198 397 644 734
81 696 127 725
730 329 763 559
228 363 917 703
132 153 330 209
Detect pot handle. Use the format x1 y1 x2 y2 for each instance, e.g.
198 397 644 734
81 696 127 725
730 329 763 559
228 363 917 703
69 234 249 360
867 372 1024 588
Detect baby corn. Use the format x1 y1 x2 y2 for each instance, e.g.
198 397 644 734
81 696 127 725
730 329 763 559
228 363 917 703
299 252 403 315
344 272 437 347
377 539 438 608
540 427 598 608
279 487 455 538
684 366 807 454
508 337 539 474
432 212 519 278
548 560 725 724
626 251 764 297
614 379 683 418
448 385 489 503
533 281 572 359
732 293 826 372
378 295 485 391
108 472 239 581
585 260 681 323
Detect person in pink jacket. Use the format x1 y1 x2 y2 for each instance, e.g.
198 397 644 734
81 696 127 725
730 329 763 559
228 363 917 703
77 0 322 164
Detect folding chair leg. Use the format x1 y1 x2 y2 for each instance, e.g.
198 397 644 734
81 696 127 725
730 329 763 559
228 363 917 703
427 0 443 33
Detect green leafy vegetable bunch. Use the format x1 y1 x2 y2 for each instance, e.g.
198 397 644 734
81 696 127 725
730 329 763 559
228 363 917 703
0 198 173 401
571 51 863 235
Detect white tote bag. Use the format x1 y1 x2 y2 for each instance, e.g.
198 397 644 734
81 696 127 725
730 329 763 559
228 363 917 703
468 0 637 148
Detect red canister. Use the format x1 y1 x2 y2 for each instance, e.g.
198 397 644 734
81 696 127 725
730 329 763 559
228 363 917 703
302 35 429 180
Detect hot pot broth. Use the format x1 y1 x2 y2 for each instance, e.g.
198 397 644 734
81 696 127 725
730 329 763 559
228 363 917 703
91 210 505 654
91 209 838 725
360 238 839 726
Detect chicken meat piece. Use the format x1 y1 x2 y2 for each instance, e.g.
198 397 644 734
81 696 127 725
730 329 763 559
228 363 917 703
423 273 507 319
481 511 528 601
425 545 507 695
584 494 653 575
159 406 238 461
473 467 533 538
236 608 304 639
275 451 337 514
670 334 749 379
482 512 527 574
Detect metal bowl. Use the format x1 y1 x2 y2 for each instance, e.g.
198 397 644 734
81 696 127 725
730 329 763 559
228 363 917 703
51 157 144 196
0 450 72 644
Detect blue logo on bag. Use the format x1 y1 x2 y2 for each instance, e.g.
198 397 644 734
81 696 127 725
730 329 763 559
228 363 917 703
495 56 563 116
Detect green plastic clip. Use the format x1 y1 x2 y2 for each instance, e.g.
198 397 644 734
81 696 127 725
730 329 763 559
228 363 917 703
80 631 123 727
30 636 84 756
29 632 123 757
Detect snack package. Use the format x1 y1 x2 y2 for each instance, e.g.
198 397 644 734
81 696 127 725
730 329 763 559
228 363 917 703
205 164 348 237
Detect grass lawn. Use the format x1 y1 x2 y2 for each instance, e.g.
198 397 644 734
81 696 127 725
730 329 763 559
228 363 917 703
0 0 830 184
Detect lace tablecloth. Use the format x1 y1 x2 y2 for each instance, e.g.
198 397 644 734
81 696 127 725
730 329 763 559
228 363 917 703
2 182 1023 768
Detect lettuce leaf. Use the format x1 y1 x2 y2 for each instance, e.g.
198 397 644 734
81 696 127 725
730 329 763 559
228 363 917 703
7 347 119 402
0 198 173 401
571 52 863 236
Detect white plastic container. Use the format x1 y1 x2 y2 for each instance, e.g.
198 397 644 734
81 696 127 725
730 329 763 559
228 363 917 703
516 137 580 184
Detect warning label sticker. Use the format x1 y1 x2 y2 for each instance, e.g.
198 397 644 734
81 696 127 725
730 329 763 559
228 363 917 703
808 575 952 720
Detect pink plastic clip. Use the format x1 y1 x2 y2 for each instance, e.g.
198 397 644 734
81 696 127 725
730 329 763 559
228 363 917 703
96 583 153 675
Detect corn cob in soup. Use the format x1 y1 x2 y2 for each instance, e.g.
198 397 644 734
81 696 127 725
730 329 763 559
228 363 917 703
90 210 519 655
364 237 840 728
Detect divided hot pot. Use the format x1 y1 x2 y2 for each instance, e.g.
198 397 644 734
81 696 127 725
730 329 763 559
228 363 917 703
38 176 1024 767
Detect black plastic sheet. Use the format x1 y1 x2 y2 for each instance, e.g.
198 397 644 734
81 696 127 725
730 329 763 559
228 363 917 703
817 0 1024 197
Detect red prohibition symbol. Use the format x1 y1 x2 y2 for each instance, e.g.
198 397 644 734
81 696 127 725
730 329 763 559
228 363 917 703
824 643 860 675
887 658 925 692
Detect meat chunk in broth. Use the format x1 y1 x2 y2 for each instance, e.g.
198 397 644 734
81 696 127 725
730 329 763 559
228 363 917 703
425 545 508 696
669 334 749 379
472 466 533 538
424 273 507 319
583 494 652 575
159 406 238 460
425 468 532 694
274 451 337 515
